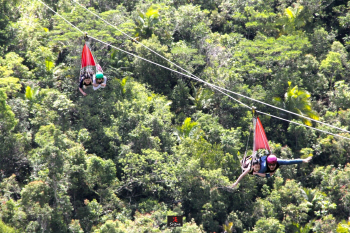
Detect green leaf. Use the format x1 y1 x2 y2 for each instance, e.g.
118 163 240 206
285 8 294 20
25 86 33 100
178 117 198 138
45 58 54 72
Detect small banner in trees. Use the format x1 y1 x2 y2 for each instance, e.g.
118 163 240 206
167 216 183 227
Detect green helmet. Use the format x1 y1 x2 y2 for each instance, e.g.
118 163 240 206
96 72 104 79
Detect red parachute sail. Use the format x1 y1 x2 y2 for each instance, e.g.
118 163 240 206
253 116 270 152
81 44 96 69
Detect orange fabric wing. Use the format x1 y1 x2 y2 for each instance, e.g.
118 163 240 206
253 116 270 152
81 44 96 68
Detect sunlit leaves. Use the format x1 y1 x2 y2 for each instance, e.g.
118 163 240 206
0 52 30 97
253 217 285 233
0 52 32 79
175 117 198 138
25 86 39 101
0 89 18 133
0 220 17 233
232 34 310 97
336 219 350 232
45 58 54 72
0 77 21 98
319 52 343 86
244 7 278 37
280 5 305 34
134 5 160 40
274 82 319 126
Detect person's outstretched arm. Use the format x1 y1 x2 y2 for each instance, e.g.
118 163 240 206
232 165 251 188
79 79 87 96
79 87 87 96
92 76 100 88
101 76 107 87
277 156 312 165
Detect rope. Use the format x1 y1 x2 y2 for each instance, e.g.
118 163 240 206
257 120 270 152
244 125 252 156
37 0 350 141
241 122 252 171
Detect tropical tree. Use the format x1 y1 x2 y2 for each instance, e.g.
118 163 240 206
252 217 285 233
134 5 160 40
273 82 319 126
2 0 350 232
280 4 306 35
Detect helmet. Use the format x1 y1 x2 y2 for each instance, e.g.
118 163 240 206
96 72 104 79
267 154 277 164
252 158 260 165
84 73 92 79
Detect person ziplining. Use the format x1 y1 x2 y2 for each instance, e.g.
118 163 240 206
231 109 312 188
38 0 350 142
78 39 107 96
92 64 107 90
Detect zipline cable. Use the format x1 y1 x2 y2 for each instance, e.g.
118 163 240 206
39 0 85 34
71 0 350 136
37 0 350 141
91 36 251 109
70 0 250 107
257 110 350 141
38 0 250 108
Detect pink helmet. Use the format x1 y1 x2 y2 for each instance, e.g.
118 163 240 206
267 154 277 164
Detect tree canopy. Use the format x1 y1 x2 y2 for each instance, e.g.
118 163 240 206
0 0 350 232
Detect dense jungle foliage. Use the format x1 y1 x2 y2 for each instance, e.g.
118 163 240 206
1 0 350 232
